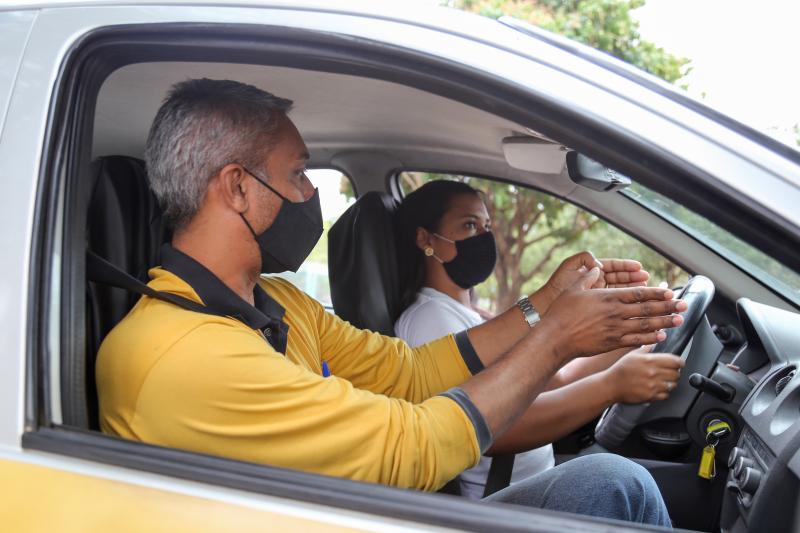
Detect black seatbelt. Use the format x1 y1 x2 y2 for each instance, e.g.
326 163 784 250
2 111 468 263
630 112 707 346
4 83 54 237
87 250 220 317
482 454 515 498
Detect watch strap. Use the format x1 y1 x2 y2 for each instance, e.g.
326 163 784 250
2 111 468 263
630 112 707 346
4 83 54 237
517 295 540 328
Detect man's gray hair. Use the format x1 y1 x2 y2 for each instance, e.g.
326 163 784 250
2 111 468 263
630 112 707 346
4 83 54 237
145 78 293 229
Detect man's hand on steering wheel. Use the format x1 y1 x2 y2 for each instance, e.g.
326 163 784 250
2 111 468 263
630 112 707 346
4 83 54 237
535 251 651 314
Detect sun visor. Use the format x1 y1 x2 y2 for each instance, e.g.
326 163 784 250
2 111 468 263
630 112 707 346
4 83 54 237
502 137 565 174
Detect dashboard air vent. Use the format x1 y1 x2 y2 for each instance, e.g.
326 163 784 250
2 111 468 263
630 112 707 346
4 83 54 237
776 370 796 395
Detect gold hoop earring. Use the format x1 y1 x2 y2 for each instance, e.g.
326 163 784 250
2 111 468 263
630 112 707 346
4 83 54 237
424 247 434 257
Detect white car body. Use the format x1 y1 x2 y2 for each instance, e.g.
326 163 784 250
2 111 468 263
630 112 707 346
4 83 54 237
1 2 799 531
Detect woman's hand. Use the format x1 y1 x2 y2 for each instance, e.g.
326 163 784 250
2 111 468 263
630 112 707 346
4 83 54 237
534 252 651 314
599 258 651 288
603 346 685 404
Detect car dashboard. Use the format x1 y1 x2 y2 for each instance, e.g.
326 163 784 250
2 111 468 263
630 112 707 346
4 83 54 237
720 298 800 532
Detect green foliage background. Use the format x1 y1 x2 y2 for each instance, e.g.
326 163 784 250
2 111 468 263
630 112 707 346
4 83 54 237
447 0 689 83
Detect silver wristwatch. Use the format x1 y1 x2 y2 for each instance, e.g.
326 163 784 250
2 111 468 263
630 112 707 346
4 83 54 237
516 296 540 328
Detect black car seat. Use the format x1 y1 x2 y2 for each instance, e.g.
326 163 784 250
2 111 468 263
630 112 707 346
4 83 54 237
327 190 515 497
81 155 170 429
328 191 402 335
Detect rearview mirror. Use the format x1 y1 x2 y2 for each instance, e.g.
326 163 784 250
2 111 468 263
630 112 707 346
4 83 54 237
566 152 631 192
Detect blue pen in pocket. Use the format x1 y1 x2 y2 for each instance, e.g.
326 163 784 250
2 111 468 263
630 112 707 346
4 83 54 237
321 360 331 378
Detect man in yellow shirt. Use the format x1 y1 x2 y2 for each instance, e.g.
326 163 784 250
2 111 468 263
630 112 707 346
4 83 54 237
97 79 685 525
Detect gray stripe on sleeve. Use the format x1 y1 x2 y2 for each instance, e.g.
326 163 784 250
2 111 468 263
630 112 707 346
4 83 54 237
454 330 484 375
438 386 493 454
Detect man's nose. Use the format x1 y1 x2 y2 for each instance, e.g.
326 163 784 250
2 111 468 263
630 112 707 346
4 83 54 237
301 175 315 201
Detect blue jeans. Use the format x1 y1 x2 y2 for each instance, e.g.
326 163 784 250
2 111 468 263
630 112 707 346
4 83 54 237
484 454 671 527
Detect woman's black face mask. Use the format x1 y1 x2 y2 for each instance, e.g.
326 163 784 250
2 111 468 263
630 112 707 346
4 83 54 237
433 231 497 289
239 167 323 274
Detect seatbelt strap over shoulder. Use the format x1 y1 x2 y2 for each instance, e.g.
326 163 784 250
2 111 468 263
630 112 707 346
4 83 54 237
86 250 219 317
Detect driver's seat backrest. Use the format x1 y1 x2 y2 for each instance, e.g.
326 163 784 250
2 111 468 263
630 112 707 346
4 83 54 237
82 155 170 429
328 191 401 335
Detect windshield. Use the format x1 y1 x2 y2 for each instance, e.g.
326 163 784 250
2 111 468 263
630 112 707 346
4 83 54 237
624 183 800 307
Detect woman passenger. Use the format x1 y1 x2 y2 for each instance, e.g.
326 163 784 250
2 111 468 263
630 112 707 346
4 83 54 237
394 179 683 499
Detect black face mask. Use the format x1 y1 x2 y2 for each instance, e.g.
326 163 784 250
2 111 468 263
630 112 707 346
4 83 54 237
433 231 497 289
240 167 323 274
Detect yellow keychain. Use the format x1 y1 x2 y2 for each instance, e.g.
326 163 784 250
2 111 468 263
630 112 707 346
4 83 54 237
698 445 716 479
698 419 731 480
706 421 731 437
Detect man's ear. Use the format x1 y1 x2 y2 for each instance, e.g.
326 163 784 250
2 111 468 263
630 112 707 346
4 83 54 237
217 163 249 213
415 227 432 252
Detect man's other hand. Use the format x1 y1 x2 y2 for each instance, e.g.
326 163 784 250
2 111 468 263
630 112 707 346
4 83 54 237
540 267 687 361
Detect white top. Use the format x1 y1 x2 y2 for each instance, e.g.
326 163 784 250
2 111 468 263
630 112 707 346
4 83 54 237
395 287 555 500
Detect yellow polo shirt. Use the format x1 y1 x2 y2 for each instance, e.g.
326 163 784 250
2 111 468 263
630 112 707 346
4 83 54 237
96 262 483 491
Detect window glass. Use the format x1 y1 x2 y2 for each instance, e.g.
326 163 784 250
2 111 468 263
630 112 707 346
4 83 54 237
272 169 355 306
624 182 800 306
397 172 689 313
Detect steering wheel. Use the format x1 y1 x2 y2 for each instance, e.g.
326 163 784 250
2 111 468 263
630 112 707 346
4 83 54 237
594 275 716 449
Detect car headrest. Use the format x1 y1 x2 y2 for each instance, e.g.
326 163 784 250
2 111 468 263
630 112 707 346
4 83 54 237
87 155 170 337
328 192 400 336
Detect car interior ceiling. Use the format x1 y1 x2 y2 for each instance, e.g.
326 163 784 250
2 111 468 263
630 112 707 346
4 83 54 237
93 62 570 193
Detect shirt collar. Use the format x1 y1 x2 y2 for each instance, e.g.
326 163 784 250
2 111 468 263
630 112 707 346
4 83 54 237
159 243 289 353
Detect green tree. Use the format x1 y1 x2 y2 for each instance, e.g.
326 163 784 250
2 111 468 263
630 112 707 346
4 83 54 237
448 0 689 83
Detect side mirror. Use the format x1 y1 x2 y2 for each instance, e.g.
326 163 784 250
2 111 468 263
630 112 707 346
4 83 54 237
566 152 631 192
